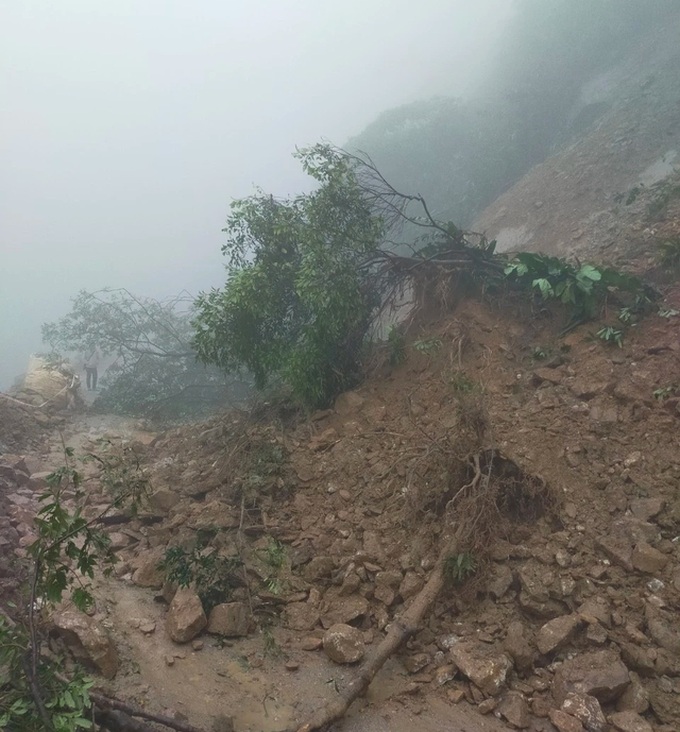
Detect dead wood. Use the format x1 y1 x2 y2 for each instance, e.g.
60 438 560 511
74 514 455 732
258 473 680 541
295 539 458 732
91 690 205 732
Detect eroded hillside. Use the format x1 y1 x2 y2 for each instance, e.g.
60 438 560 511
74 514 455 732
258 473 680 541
4 267 677 731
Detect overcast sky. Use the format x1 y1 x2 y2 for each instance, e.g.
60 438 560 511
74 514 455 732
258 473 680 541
0 0 510 388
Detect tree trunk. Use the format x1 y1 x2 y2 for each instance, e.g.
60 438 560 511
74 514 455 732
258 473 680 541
296 539 457 732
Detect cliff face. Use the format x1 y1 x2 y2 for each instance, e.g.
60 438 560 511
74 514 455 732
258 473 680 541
473 12 680 266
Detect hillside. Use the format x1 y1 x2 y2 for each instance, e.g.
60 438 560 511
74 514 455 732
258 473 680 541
3 263 679 732
3 8 680 732
473 11 680 264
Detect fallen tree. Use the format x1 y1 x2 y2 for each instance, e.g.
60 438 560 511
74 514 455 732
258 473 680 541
42 288 250 419
296 541 457 732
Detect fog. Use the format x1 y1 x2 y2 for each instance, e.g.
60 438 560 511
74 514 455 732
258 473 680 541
0 0 510 388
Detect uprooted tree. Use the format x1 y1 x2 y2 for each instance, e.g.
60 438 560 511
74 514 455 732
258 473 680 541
193 143 653 410
42 289 250 419
192 143 502 409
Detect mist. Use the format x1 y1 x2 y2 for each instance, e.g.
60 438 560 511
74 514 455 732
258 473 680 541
0 0 510 388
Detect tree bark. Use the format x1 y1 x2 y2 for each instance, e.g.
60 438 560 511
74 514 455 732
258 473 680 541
296 539 457 732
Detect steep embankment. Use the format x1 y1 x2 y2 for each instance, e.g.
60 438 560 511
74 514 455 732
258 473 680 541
473 12 680 265
54 280 679 732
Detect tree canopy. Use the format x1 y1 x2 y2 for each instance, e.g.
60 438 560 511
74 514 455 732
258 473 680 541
42 289 249 419
193 144 499 409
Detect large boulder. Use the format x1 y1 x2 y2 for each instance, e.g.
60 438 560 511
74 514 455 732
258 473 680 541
552 650 630 705
322 623 365 664
51 609 119 679
207 602 249 637
165 588 207 643
449 640 512 696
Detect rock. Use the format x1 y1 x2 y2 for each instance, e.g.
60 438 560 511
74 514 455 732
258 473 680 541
631 543 668 574
131 547 166 589
165 588 207 643
549 709 585 732
537 614 582 655
149 488 180 512
398 571 424 600
517 561 565 618
616 673 649 713
448 688 465 703
609 711 653 732
362 530 384 559
334 390 365 416
402 652 430 674
629 498 664 522
51 609 119 679
503 621 536 673
533 368 563 385
303 556 335 582
207 602 249 637
596 535 633 572
284 602 320 631
434 664 457 685
108 531 134 551
477 698 497 714
562 692 606 732
497 691 530 728
285 660 300 671
375 570 402 588
322 623 365 664
619 642 656 676
373 583 395 606
308 427 338 451
487 563 514 600
577 597 611 627
320 594 368 628
645 605 680 655
449 641 512 697
298 635 323 651
139 620 156 634
192 640 204 651
552 650 630 704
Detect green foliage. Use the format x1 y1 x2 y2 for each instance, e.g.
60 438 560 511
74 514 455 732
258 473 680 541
596 326 624 348
530 345 551 362
658 307 680 319
653 385 677 401
261 538 286 572
657 236 680 273
161 544 242 612
504 253 654 326
42 289 249 420
193 144 385 408
0 446 148 731
443 552 477 585
259 538 287 596
447 372 479 394
413 336 443 356
238 440 287 499
387 325 406 367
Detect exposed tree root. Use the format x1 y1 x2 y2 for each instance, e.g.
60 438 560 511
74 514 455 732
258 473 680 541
295 539 458 732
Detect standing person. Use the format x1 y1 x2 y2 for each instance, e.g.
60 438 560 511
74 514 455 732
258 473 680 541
83 346 102 391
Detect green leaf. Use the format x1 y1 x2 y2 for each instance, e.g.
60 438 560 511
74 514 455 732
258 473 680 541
532 278 554 298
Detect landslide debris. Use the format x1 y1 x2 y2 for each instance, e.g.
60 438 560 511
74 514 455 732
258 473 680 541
49 278 680 732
